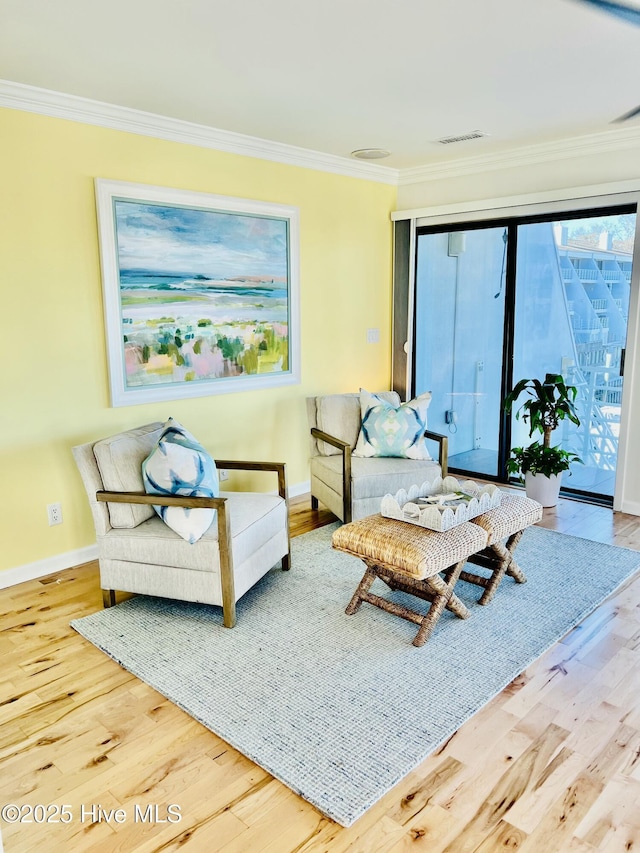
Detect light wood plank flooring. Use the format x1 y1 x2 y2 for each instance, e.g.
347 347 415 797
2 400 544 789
1 494 640 852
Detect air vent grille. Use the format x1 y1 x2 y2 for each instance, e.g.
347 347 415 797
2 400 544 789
351 148 391 160
436 130 488 145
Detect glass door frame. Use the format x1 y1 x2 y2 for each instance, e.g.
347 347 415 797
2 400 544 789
412 202 636 506
411 216 516 485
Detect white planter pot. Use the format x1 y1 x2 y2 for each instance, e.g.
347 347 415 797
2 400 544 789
524 471 562 507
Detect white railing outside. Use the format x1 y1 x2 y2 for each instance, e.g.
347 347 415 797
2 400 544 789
576 268 599 280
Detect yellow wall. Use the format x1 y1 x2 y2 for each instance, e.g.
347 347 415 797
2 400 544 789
0 107 396 573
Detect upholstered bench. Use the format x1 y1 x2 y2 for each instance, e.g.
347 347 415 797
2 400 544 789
461 494 543 605
332 515 488 647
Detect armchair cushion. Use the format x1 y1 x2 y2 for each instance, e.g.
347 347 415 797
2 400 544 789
99 492 285 573
314 391 400 456
142 419 220 544
93 422 163 529
353 390 433 460
310 455 440 501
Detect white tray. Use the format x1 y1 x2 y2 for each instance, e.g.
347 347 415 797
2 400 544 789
381 476 502 532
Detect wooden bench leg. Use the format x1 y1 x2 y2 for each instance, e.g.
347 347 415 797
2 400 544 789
477 542 511 605
345 559 470 647
413 560 469 647
504 531 527 583
378 567 469 620
462 529 528 605
345 564 377 614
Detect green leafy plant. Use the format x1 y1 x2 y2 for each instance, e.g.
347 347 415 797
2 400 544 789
504 373 582 478
506 443 582 480
504 373 581 447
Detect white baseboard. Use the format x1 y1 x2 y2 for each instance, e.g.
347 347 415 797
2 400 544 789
289 480 311 499
619 499 640 517
0 544 99 590
1 480 313 590
263 479 310 499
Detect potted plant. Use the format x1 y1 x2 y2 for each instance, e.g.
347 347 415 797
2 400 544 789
504 373 582 507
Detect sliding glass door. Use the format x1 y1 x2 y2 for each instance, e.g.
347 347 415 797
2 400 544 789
414 206 635 502
414 225 510 478
512 214 634 498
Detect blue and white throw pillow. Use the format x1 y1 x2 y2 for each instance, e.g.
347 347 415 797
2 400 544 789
142 418 219 544
353 389 433 459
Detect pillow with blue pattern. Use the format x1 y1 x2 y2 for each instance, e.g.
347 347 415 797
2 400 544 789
142 418 219 544
353 389 433 459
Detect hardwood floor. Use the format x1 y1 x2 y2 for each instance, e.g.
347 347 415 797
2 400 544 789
1 493 640 852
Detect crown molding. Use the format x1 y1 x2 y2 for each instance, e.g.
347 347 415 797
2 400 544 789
4 79 640 190
398 125 640 186
0 79 399 185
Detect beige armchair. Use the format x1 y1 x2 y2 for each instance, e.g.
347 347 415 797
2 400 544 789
307 392 447 523
73 422 289 629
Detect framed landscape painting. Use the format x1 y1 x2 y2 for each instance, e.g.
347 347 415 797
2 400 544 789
95 179 300 406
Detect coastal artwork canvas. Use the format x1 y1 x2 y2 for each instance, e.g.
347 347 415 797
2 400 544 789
95 180 300 406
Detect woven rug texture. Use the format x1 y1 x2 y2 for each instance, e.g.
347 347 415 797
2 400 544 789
71 523 640 826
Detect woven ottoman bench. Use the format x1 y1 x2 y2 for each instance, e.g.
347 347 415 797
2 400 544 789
461 494 543 605
332 515 488 647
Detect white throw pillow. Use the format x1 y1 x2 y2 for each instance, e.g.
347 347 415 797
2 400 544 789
353 389 433 460
142 419 219 544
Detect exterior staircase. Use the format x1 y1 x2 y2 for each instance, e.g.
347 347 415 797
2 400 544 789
558 237 630 482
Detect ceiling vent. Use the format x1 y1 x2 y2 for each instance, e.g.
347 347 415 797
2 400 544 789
351 148 391 160
435 130 489 145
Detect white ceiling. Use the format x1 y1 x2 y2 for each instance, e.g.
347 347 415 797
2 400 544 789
2 0 640 170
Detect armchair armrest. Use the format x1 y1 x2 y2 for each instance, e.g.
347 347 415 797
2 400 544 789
424 430 448 478
309 428 351 453
214 459 288 503
96 490 225 509
213 460 290 573
310 428 352 523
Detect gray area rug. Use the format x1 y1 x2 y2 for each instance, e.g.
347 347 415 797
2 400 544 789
71 523 640 826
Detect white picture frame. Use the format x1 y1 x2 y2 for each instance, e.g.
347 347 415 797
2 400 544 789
95 179 300 407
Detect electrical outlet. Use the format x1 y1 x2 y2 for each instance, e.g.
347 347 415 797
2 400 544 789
366 328 380 344
47 503 63 526
219 469 229 481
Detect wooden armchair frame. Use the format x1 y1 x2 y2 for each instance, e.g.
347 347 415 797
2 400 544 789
310 428 448 524
97 460 288 629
